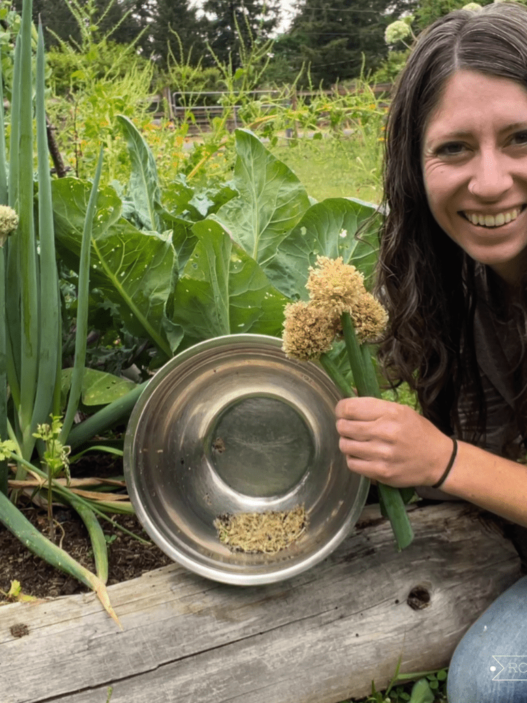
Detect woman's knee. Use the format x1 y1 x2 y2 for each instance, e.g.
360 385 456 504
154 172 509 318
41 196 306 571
447 577 527 703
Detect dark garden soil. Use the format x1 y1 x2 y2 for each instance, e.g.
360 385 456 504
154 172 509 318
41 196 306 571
0 452 173 602
0 509 174 600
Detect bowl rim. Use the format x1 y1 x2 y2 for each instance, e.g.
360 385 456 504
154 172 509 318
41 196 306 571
124 334 369 585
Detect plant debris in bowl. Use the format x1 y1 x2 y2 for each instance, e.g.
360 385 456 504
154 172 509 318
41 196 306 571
214 505 308 554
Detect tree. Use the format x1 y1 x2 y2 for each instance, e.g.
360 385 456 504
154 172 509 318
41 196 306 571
148 0 206 69
12 0 148 48
415 0 494 30
203 0 281 69
276 0 417 87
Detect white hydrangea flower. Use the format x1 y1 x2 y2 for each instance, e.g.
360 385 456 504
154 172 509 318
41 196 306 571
0 205 18 247
462 2 482 10
384 20 412 45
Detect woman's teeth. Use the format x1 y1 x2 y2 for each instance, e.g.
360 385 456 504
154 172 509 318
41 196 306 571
465 208 521 227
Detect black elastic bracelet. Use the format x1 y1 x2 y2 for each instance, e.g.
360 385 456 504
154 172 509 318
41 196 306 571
432 438 458 489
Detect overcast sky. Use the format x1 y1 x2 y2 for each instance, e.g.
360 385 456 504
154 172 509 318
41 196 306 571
276 0 297 32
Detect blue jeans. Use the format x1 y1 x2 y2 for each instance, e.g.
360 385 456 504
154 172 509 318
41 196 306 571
447 576 527 702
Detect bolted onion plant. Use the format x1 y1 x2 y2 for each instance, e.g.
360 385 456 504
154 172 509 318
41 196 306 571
283 256 414 551
0 0 126 625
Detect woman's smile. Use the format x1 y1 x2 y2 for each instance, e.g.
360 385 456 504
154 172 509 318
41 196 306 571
461 205 525 228
422 69 527 284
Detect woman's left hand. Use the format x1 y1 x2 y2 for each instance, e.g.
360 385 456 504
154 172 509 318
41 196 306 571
335 397 454 488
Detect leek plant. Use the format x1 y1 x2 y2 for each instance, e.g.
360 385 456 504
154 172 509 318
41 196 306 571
0 0 123 624
283 256 414 551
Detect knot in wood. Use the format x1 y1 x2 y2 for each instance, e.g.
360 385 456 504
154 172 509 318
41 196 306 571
10 623 29 638
406 584 431 610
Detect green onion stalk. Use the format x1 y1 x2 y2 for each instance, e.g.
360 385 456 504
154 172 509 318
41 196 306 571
0 47 14 496
0 0 124 619
0 244 8 497
0 483 120 627
282 256 414 551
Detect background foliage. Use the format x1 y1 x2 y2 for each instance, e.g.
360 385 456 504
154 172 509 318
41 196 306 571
8 0 517 88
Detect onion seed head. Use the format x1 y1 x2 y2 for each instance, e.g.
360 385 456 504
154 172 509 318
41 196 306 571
282 301 337 361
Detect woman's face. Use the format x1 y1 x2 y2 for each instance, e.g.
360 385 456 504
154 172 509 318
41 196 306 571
422 69 527 285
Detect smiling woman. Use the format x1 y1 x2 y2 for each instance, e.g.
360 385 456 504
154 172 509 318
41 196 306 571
333 2 527 702
422 70 527 285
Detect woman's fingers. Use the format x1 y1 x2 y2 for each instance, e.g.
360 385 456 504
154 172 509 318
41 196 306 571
335 396 389 421
338 436 370 458
334 396 453 487
336 418 379 441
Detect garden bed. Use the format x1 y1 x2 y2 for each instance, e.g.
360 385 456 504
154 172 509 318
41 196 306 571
0 510 172 600
0 501 522 703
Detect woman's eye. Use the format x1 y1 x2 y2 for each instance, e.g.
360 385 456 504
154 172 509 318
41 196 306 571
511 131 527 146
436 142 466 157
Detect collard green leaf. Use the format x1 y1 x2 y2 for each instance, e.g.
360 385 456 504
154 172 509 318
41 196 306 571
155 204 197 276
265 197 382 300
161 176 196 218
116 115 161 232
211 129 310 266
52 178 178 358
162 175 237 221
170 219 289 350
61 368 136 407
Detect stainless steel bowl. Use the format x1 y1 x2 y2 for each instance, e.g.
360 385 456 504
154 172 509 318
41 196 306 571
124 334 369 585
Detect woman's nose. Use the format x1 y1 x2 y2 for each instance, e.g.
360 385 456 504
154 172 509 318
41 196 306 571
468 150 513 200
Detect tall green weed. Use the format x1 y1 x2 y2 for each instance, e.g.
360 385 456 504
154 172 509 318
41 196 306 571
46 63 154 181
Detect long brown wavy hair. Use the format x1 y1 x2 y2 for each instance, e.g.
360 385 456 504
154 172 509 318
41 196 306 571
376 2 527 448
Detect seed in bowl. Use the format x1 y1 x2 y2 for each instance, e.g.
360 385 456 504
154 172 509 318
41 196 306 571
214 505 308 554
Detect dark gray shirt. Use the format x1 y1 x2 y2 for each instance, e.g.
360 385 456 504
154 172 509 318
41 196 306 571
459 267 526 458
417 265 527 501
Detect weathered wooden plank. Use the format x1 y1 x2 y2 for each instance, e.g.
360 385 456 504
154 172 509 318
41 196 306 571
0 502 521 703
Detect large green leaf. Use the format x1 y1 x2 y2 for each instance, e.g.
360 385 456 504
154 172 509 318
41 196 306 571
211 129 310 267
61 368 136 407
169 219 289 350
116 114 161 232
265 197 382 300
161 175 237 222
52 178 180 358
155 204 198 276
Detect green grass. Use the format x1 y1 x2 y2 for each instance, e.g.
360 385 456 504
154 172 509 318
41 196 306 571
344 669 449 703
270 133 383 204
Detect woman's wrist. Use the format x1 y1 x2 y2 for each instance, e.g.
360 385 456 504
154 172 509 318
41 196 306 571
432 438 458 489
434 441 527 526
